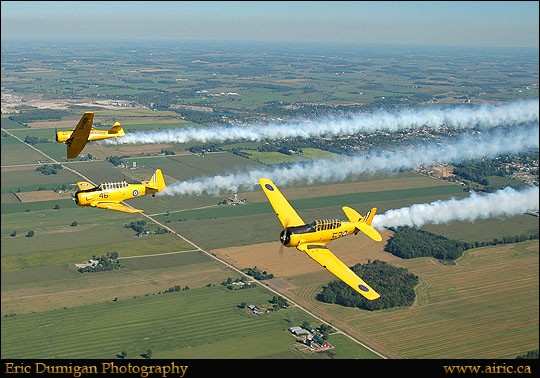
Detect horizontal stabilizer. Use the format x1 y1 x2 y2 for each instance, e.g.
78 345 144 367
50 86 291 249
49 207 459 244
355 221 382 242
343 206 362 222
343 206 377 226
75 181 93 190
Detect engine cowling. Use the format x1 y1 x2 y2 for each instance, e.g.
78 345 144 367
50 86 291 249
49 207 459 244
279 228 291 246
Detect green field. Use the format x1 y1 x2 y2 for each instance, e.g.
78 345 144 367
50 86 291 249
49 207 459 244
1 282 381 359
1 42 538 360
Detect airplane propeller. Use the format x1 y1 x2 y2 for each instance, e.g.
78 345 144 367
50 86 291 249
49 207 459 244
277 242 285 259
277 218 291 258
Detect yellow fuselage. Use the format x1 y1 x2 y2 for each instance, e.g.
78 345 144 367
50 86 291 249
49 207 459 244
75 181 157 207
280 219 357 247
56 129 121 143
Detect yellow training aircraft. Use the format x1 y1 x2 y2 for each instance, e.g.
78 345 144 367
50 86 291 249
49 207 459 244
56 112 125 158
259 178 383 300
73 169 166 213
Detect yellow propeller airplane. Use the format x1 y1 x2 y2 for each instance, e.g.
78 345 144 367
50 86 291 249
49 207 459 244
259 178 383 300
56 112 125 158
73 169 166 213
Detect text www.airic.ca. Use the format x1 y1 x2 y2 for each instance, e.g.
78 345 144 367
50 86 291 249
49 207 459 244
442 364 533 375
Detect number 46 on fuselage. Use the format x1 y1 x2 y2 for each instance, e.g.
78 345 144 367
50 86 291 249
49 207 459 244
73 169 166 213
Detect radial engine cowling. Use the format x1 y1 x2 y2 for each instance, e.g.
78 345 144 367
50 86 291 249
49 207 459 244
279 228 291 246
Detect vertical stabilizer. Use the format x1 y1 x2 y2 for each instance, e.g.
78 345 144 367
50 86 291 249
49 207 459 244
144 169 166 192
363 207 377 226
108 122 125 136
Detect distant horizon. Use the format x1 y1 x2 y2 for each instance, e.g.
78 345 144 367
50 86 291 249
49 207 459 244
2 1 538 49
1 38 538 53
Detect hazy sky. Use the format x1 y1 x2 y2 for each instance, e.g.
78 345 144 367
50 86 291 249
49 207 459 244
1 1 538 48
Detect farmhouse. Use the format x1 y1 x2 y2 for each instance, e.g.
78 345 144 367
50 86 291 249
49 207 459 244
74 259 99 269
248 304 263 315
288 326 310 336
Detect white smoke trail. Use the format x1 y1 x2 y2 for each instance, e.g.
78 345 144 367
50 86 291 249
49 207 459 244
371 186 539 230
110 100 538 144
159 125 538 196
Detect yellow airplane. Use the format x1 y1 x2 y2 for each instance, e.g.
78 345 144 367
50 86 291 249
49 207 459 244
56 112 125 158
259 178 383 300
73 169 166 213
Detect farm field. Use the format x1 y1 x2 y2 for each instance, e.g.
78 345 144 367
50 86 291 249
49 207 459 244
1 40 538 361
2 150 537 359
212 238 538 359
2 123 538 359
1 279 382 359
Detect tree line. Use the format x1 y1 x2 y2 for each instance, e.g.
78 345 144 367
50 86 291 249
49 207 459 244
385 226 539 261
317 260 419 311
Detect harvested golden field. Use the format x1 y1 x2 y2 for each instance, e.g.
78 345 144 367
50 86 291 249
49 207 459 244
14 190 72 202
213 239 539 359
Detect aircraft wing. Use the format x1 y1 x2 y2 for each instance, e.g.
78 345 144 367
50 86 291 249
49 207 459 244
66 112 94 158
75 181 94 190
297 243 380 300
92 201 143 214
259 178 304 227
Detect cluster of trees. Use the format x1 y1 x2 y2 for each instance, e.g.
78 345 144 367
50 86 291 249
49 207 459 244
77 252 121 273
106 155 127 167
453 160 506 186
242 266 274 280
171 108 236 124
269 295 289 309
317 260 419 311
117 349 153 359
386 226 539 261
221 277 255 290
124 220 169 236
125 220 147 234
300 321 333 340
188 144 221 154
516 349 539 359
36 164 62 175
10 230 36 237
161 285 189 293
257 143 303 155
385 226 469 261
451 153 538 190
9 109 69 123
24 135 51 145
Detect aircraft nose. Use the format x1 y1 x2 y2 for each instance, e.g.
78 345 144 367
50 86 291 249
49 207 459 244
279 228 291 246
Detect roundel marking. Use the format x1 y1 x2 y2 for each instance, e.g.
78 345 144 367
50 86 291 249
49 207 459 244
132 189 139 197
265 184 274 191
358 284 369 292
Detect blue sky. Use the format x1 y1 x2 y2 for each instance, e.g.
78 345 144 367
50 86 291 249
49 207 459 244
1 1 538 48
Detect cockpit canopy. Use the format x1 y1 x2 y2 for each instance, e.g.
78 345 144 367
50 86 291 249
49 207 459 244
310 219 341 232
100 181 129 190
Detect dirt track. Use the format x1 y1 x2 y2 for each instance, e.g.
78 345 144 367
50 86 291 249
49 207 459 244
211 229 405 358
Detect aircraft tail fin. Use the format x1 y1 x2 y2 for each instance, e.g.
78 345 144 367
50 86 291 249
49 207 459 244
362 207 377 226
108 122 125 136
144 169 166 192
343 206 382 241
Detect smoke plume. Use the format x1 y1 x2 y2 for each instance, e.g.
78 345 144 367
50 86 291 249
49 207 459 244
110 100 538 144
159 124 538 196
371 186 539 230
